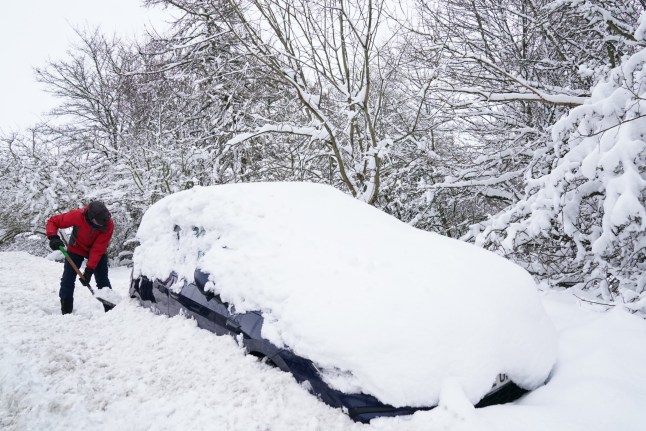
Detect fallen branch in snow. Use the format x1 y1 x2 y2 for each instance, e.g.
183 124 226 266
572 292 615 309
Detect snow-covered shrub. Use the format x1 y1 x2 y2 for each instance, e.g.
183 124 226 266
470 38 646 315
0 232 50 256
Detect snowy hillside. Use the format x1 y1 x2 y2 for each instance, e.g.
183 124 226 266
1 251 645 431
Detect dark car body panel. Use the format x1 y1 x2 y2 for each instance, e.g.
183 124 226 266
129 270 526 423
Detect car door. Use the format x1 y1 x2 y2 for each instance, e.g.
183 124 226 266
131 274 170 316
150 275 173 315
169 281 236 336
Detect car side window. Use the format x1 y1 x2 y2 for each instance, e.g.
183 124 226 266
194 268 227 305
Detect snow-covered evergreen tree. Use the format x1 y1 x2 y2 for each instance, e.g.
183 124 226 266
469 15 646 314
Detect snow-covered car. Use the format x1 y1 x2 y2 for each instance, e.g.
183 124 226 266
130 182 557 422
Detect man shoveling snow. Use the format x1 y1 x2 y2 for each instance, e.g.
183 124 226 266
46 200 118 314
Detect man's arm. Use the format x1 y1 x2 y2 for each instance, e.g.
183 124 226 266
45 208 83 237
87 221 114 269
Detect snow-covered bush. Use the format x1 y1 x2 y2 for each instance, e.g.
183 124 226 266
471 34 646 315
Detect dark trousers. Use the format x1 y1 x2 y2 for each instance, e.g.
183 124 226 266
59 252 111 300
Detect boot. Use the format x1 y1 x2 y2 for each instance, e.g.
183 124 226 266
61 298 74 315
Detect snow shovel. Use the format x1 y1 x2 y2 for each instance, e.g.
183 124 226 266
57 245 116 312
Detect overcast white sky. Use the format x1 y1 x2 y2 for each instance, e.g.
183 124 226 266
0 0 172 132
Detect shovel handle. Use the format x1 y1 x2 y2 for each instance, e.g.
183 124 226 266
58 246 93 294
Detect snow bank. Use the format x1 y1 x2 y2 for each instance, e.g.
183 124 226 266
133 182 556 407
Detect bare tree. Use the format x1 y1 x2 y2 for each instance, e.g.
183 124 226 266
151 0 431 204
393 0 646 237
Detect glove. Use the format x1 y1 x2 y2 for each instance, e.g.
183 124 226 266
81 268 94 287
48 235 64 251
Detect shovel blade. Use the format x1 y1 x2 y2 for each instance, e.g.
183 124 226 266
98 298 116 312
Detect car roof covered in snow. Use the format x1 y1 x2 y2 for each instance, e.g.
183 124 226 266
133 181 556 408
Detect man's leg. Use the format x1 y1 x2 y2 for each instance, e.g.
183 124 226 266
93 254 112 289
93 254 113 312
59 252 84 314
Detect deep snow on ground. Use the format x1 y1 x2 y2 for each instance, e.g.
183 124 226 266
1 251 646 431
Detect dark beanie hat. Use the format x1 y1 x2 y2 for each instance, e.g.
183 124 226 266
87 200 111 225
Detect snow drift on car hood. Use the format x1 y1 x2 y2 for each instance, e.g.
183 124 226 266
133 182 557 408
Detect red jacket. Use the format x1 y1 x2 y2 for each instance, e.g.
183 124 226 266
46 206 114 270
